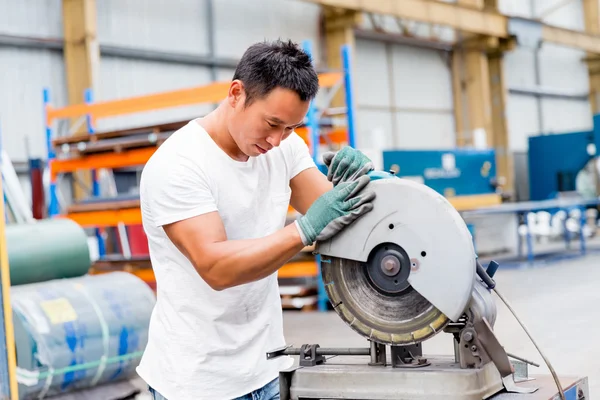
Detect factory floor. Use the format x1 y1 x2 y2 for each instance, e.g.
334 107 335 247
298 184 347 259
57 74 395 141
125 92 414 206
132 251 599 399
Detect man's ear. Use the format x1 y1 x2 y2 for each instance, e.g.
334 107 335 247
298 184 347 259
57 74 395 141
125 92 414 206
227 80 245 108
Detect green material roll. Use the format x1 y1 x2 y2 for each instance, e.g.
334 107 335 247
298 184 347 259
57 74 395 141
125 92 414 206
4 219 91 286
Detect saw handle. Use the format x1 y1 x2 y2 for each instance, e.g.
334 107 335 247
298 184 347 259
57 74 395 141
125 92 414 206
366 170 396 181
476 260 496 289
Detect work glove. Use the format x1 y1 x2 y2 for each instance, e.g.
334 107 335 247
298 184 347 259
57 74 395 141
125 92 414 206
322 147 374 186
296 175 375 246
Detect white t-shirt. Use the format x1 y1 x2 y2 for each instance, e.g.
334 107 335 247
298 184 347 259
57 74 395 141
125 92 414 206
136 119 316 399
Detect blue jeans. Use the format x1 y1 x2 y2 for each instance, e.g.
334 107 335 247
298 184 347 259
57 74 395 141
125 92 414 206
149 377 280 400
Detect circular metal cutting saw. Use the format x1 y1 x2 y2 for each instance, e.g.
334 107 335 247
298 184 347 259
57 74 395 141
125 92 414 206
316 171 481 346
267 171 569 400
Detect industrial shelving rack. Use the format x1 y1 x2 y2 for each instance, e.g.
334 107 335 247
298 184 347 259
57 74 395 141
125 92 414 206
44 41 357 311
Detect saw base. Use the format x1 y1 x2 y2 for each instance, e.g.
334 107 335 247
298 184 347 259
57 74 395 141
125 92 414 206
280 355 505 400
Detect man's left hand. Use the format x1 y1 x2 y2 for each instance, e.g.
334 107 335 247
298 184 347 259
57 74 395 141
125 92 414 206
322 147 374 186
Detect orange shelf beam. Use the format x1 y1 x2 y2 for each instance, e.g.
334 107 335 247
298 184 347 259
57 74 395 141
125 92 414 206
60 207 142 227
278 261 318 278
295 127 348 146
50 147 156 179
46 72 343 124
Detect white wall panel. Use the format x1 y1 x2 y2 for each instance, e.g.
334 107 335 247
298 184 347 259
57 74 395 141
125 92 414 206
391 45 452 110
0 48 66 162
354 38 454 151
213 0 321 61
0 0 62 37
95 57 214 131
354 40 391 108
97 0 210 54
355 110 395 152
394 113 455 149
541 99 592 134
538 44 589 93
535 0 584 30
506 94 539 152
504 47 537 88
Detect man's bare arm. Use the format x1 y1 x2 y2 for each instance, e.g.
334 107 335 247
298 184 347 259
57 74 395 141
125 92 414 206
289 167 332 215
163 211 306 291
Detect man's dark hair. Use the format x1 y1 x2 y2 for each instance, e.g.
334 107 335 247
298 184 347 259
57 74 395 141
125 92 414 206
232 39 319 107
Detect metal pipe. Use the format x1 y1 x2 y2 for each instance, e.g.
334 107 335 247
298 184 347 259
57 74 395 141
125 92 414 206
100 45 238 68
206 0 218 81
282 347 371 356
508 87 588 101
0 33 238 69
506 352 541 368
530 0 544 134
386 42 399 147
358 104 454 114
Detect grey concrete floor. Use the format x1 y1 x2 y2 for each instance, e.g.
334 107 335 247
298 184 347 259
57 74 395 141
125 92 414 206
282 252 600 398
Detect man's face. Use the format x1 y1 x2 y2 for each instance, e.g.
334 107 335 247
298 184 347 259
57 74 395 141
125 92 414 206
227 83 310 157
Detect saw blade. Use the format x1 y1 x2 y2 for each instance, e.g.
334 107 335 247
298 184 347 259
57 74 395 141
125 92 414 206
321 255 449 345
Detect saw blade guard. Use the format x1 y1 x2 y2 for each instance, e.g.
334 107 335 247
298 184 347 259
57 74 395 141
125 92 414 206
316 172 477 322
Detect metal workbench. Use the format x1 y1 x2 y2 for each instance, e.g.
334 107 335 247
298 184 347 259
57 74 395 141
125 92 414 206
461 196 600 266
278 355 588 400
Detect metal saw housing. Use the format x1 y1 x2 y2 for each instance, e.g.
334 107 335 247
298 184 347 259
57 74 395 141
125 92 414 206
316 173 477 334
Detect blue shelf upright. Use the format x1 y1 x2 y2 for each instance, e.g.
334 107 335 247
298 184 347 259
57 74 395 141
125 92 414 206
301 40 358 312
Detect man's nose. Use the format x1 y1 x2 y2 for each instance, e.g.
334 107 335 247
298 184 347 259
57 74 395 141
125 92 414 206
266 132 284 147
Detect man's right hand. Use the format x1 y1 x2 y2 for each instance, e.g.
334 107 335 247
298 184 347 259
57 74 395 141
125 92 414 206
295 175 375 245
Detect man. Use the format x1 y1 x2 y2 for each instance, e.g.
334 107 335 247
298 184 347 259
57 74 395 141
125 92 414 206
137 39 375 400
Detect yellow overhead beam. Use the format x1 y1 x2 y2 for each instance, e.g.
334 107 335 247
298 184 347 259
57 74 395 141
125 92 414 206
301 0 600 53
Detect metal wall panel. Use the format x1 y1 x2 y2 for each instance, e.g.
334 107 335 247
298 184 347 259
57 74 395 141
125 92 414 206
535 0 584 30
390 45 452 111
94 57 215 132
504 46 537 88
355 110 395 152
354 38 454 152
506 94 539 152
97 0 210 54
394 113 455 149
0 0 62 37
353 39 394 152
541 98 592 134
538 44 589 94
354 40 391 109
213 0 322 61
0 48 67 162
503 0 591 156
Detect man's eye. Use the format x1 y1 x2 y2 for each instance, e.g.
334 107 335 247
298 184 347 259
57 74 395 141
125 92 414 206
267 122 277 128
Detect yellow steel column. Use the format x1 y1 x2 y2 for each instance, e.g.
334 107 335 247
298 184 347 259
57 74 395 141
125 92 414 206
0 174 19 399
488 48 513 195
451 0 493 148
323 7 361 108
62 0 99 200
583 0 600 114
452 0 513 196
